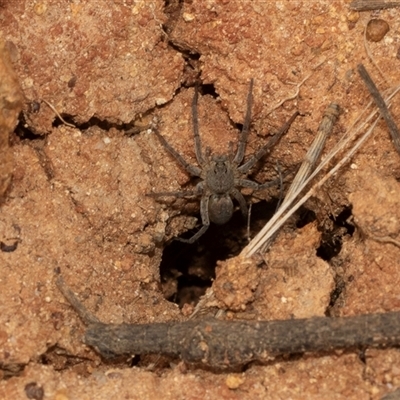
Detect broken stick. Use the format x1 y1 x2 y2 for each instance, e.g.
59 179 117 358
357 63 400 154
349 0 400 11
57 274 400 368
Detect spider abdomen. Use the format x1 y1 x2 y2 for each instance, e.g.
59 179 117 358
208 194 234 225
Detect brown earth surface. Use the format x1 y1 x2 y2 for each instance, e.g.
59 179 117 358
1 1 400 399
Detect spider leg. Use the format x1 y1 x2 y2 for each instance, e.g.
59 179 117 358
233 79 254 165
192 86 206 166
147 190 199 198
147 181 205 199
152 126 202 177
238 162 296 191
275 162 284 210
175 194 210 243
237 178 280 190
238 110 300 174
230 188 248 217
176 224 209 244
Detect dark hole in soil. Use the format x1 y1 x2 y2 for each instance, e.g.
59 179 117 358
316 206 354 261
129 355 141 367
296 206 317 228
325 275 346 317
15 114 42 140
163 0 184 34
39 345 88 371
182 51 200 61
319 206 355 316
200 83 218 98
159 199 279 308
72 116 136 132
235 122 244 132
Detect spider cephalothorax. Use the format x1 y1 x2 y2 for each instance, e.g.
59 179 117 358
149 79 298 243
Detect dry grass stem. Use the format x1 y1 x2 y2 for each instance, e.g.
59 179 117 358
259 102 340 253
242 84 400 258
363 27 389 85
266 73 311 115
43 99 76 128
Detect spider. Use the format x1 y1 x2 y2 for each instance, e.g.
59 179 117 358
149 79 299 243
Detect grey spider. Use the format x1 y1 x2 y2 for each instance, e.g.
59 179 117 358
149 79 299 243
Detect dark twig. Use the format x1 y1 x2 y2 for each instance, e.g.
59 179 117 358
57 274 400 368
358 64 400 155
56 275 100 325
350 0 400 11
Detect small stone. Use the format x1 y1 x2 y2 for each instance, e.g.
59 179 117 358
33 3 47 15
155 97 167 105
366 19 389 42
24 382 44 400
226 374 245 389
347 11 359 23
183 13 195 22
54 392 70 400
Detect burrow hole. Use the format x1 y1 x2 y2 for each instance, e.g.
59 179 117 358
159 199 278 308
160 202 355 309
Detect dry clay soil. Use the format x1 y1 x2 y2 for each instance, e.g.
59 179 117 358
1 1 400 399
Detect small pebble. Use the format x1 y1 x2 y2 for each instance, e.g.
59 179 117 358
67 75 77 88
366 19 389 42
347 11 359 24
33 3 47 15
226 374 245 389
183 12 195 22
24 382 44 400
